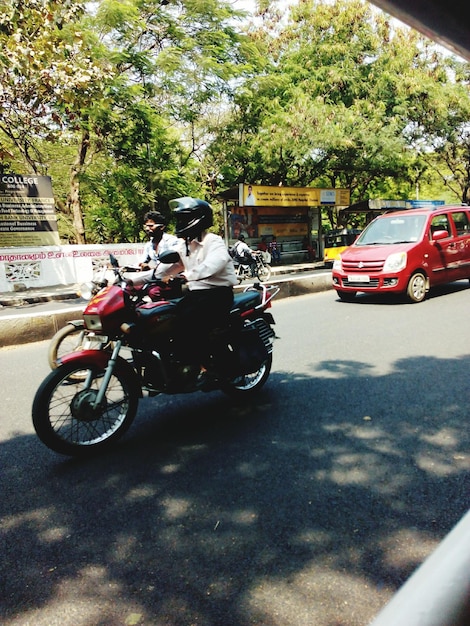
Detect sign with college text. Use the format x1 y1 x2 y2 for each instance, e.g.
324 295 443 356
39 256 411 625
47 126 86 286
0 174 60 247
239 184 350 208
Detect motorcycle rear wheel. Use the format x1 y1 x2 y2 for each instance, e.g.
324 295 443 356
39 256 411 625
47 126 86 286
48 323 87 369
221 354 272 397
32 361 139 456
48 323 114 383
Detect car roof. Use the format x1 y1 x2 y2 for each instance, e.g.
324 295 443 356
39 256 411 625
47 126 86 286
379 205 469 218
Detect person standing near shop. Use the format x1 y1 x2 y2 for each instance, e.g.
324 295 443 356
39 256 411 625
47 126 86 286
268 236 281 264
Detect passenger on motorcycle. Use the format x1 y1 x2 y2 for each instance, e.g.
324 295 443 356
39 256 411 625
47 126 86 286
123 210 179 299
232 234 258 276
162 197 238 372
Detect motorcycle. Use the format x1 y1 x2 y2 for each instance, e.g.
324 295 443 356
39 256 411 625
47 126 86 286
33 251 279 457
47 254 183 370
234 251 272 283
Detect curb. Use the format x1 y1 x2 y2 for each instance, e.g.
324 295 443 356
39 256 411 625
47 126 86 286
0 306 86 348
0 272 333 348
0 285 81 308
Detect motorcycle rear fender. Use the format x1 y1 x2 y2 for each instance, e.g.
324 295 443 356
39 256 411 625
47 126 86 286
244 311 275 325
59 350 143 397
262 312 275 325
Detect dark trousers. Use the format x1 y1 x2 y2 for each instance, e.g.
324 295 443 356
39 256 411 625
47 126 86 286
173 287 234 366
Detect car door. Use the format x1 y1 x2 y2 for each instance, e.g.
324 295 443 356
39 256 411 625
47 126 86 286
449 209 470 279
427 213 461 284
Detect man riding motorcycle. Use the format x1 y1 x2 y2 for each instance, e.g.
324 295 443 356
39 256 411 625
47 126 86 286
162 197 238 374
231 234 258 276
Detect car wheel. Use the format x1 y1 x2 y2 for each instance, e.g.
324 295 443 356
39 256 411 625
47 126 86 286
407 272 427 303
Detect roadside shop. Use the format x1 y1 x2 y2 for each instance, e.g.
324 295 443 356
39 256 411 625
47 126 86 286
217 183 350 263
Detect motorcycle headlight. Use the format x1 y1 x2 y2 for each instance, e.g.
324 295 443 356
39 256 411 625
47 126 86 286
383 252 407 272
332 258 342 271
79 282 94 300
83 314 103 332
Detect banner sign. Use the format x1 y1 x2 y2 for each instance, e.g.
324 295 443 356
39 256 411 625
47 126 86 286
230 206 309 239
0 174 60 247
240 184 350 208
406 200 445 208
0 243 146 292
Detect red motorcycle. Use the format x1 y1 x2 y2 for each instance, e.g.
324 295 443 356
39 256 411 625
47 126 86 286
47 254 182 370
32 253 279 457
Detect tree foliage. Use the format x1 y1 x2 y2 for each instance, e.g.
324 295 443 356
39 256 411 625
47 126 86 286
1 0 469 241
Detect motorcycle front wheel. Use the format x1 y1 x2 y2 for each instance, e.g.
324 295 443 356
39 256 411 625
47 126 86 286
256 263 272 282
32 361 139 456
221 354 272 398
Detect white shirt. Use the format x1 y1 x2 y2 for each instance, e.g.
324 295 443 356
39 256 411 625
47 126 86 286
245 192 256 206
123 232 179 285
141 232 179 275
233 240 254 258
168 232 238 290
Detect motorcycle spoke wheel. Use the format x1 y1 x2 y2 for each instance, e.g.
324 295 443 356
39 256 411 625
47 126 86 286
32 362 138 456
256 264 272 282
48 324 87 369
221 354 272 398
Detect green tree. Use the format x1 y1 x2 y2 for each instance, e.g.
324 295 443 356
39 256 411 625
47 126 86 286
0 0 254 242
0 0 116 242
205 0 470 226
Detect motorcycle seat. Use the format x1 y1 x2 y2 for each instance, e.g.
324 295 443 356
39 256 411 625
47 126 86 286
231 291 261 314
136 291 261 320
136 299 180 319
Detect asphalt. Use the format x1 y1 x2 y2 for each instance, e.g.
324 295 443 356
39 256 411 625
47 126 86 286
0 262 333 347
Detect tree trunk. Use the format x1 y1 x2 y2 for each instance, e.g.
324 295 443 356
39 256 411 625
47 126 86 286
66 129 90 244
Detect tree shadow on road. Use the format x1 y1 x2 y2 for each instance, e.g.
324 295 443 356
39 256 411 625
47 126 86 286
1 353 469 626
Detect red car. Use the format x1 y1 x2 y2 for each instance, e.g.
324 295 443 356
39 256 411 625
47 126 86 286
332 205 470 302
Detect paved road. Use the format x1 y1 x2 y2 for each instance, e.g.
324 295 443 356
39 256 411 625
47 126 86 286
1 284 469 625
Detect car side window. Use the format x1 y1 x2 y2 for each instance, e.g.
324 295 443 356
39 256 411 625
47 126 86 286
451 211 470 236
430 214 450 237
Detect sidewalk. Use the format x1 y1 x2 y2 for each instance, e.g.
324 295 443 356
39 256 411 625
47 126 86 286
0 261 332 347
0 261 325 308
0 283 82 308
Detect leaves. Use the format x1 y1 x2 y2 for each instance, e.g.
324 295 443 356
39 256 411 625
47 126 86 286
1 0 469 241
206 0 470 210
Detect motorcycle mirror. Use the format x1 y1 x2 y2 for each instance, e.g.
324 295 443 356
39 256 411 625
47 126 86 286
158 250 180 264
109 254 120 268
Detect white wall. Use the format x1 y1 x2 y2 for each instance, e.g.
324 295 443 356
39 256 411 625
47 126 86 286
0 244 145 292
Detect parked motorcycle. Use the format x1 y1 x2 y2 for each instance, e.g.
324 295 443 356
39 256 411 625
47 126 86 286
33 252 279 457
47 254 182 370
234 251 272 283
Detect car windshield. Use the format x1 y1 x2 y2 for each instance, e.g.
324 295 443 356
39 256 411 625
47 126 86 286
355 214 428 245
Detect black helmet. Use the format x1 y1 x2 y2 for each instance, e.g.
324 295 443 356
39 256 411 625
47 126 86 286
170 197 213 240
238 234 245 241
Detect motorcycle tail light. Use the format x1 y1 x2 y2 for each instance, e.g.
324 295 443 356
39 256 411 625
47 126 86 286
83 314 103 332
